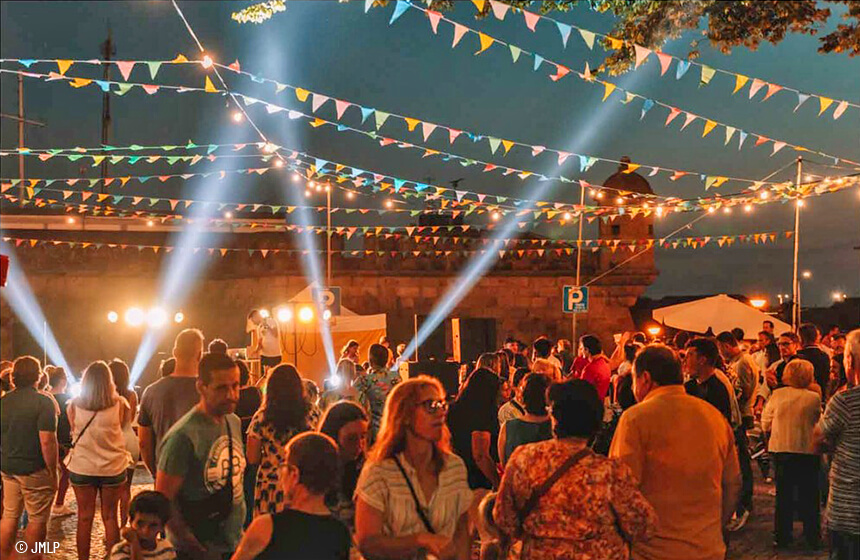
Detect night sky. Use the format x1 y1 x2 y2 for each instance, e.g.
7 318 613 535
1 1 858 306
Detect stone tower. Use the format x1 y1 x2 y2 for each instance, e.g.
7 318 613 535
597 156 656 275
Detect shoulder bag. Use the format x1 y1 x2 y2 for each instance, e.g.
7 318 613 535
62 408 100 468
393 455 436 534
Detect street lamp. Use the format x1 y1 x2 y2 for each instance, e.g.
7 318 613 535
802 270 812 279
749 298 767 309
646 325 662 338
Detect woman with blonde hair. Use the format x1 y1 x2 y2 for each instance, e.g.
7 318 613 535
355 376 472 560
66 361 132 560
761 359 822 549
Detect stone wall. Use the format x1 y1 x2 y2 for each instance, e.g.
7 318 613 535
1 238 655 377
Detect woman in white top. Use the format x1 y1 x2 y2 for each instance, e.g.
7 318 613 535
67 361 132 560
761 359 822 549
355 376 472 560
108 359 139 528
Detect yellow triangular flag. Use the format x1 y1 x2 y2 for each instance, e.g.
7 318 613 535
476 32 494 55
608 37 623 50
602 82 617 101
295 88 310 102
404 117 420 131
171 54 189 63
818 97 833 115
204 76 217 93
622 163 641 174
702 119 717 137
471 0 485 11
732 74 748 94
56 60 73 75
501 140 514 154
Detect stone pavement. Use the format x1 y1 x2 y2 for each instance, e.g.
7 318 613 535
26 467 828 560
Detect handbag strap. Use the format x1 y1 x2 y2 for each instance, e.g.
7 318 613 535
517 447 591 527
69 408 99 449
224 418 234 492
393 456 435 534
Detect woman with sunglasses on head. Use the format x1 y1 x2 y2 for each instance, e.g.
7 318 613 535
355 377 472 560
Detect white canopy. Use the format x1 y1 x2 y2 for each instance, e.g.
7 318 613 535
652 294 791 337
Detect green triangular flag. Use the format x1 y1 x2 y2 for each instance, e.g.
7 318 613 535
114 83 133 96
147 61 162 80
374 111 390 130
509 45 521 63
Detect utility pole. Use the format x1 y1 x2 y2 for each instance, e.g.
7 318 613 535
18 74 25 206
100 28 115 192
572 182 586 344
792 156 802 330
326 183 332 287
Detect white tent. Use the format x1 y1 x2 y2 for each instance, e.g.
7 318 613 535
652 294 791 337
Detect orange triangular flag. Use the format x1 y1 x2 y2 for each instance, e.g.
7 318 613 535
476 33 494 55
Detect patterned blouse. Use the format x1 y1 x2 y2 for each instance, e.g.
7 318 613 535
247 411 307 516
494 439 657 560
353 366 400 443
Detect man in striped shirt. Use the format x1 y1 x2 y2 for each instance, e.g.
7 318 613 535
815 329 860 560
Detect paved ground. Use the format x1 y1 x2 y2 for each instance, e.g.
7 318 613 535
24 466 828 560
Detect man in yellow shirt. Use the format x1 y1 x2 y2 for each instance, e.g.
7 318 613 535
610 345 740 560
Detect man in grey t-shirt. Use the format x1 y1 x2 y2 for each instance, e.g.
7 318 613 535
138 328 204 475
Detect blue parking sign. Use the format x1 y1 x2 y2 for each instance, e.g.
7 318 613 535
563 286 588 313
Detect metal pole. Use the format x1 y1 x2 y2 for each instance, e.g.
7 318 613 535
43 321 47 367
18 74 25 206
792 157 802 330
572 183 586 344
326 185 332 287
100 28 114 192
413 314 419 362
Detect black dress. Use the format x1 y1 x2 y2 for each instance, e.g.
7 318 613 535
256 508 351 560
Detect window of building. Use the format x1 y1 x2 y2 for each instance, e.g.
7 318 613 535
611 225 621 237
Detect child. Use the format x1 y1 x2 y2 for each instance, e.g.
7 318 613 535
109 491 175 560
230 432 351 560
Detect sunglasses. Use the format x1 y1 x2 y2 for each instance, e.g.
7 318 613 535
417 398 448 414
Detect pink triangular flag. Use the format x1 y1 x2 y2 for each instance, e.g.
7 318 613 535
116 61 136 81
833 100 848 120
427 10 442 34
656 52 672 76
452 23 468 48
762 83 783 101
448 128 462 143
665 107 682 126
489 0 509 20
532 145 545 156
680 112 697 130
748 78 766 99
523 10 540 31
634 44 651 69
335 99 350 119
422 122 437 142
771 141 787 155
557 151 571 165
311 93 329 112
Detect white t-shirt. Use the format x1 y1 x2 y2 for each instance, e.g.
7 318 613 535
258 318 280 357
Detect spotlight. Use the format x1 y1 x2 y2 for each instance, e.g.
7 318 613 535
232 111 244 123
832 292 846 302
615 197 625 205
67 217 76 224
324 184 330 192
147 307 168 328
804 174 814 182
346 192 355 200
259 309 270 319
723 207 732 214
202 54 214 68
107 311 119 323
308 181 316 188
647 326 662 337
744 204 753 213
276 306 293 323
305 190 312 198
796 199 805 208
802 270 812 279
491 211 501 221
274 159 284 168
655 207 664 217
595 192 605 200
707 207 716 214
326 374 342 389
174 311 185 323
322 309 332 321
315 185 322 192
298 306 314 323
147 220 155 227
589 189 597 197
563 212 572 220
125 307 145 327
749 298 767 309
223 211 233 219
759 191 769 200
292 173 301 182
385 200 394 209
261 142 278 154
69 382 82 399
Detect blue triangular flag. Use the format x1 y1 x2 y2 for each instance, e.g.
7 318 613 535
794 93 810 112
414 183 429 192
359 107 374 123
336 125 348 131
738 130 748 150
315 158 329 170
389 0 409 25
393 179 405 192
19 59 36 67
675 60 691 80
364 0 374 12
640 99 655 120
533 55 544 71
94 80 111 92
556 22 572 48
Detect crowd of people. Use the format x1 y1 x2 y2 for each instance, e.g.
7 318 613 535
0 321 857 560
